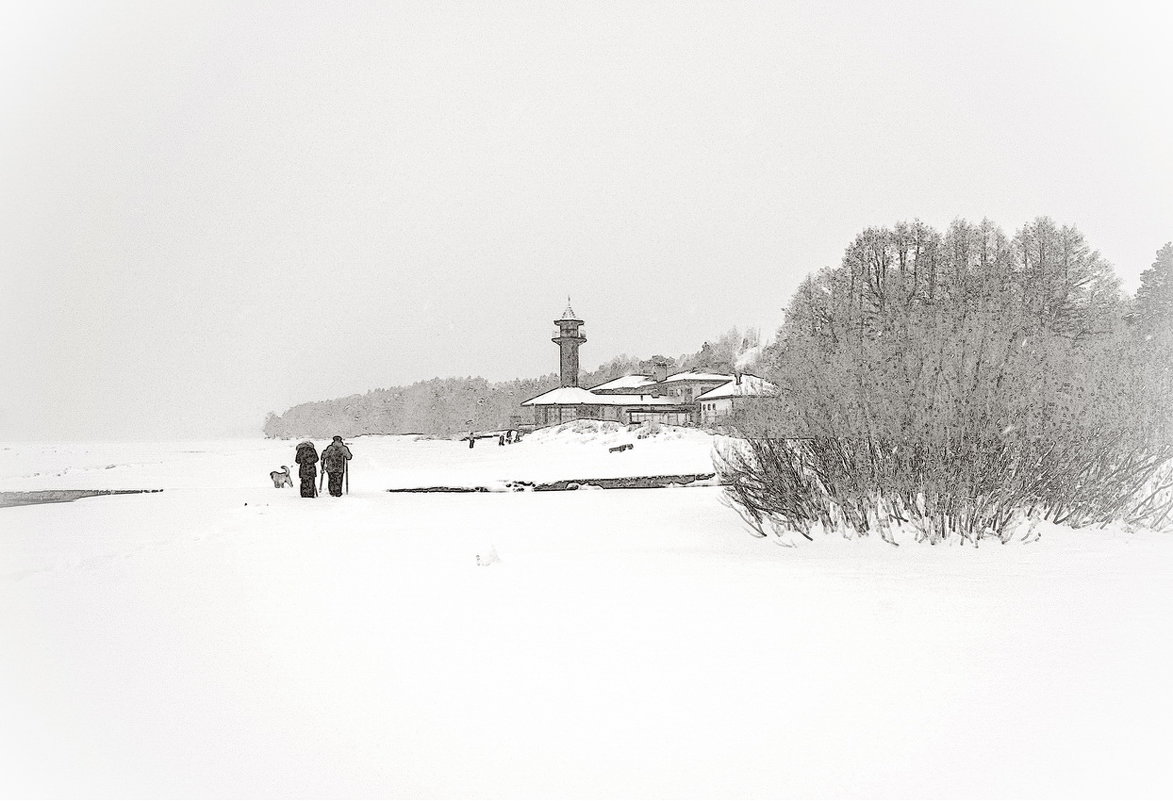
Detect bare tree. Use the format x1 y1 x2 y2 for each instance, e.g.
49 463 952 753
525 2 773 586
721 220 1173 543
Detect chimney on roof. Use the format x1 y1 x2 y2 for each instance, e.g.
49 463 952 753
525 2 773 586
652 359 668 384
735 371 742 386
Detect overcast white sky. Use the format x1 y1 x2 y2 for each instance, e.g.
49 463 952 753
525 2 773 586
2 1 1170 440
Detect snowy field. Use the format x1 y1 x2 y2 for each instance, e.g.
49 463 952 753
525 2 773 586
2 425 1172 798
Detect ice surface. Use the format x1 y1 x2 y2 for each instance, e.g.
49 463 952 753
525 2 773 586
1 428 1171 797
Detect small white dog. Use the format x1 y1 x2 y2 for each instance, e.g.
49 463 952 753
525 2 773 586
270 466 293 488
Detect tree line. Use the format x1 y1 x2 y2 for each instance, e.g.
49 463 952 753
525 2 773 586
720 218 1173 542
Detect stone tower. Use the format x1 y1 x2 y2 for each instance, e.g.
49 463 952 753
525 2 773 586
552 298 586 387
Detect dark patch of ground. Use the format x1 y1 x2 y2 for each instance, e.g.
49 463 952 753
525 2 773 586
0 489 164 509
386 473 718 493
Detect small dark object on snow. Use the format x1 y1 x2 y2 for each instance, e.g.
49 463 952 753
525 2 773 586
608 443 634 453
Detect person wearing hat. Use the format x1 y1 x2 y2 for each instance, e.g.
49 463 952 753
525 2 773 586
320 435 353 497
293 440 319 498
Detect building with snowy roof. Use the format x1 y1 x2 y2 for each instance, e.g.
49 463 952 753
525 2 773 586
697 374 777 424
521 302 774 428
650 369 737 403
521 386 692 427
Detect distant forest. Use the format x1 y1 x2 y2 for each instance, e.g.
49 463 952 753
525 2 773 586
262 328 763 439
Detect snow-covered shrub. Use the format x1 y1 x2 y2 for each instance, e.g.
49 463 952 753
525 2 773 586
717 434 1173 544
634 421 661 439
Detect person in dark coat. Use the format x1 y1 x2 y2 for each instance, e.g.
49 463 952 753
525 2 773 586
294 441 319 498
320 435 352 497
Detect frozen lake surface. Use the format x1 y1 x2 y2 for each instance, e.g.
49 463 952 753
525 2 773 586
2 427 1171 797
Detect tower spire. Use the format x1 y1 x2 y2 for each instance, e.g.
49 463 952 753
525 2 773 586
561 295 578 322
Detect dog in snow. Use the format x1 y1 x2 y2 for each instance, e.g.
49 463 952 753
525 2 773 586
270 466 293 488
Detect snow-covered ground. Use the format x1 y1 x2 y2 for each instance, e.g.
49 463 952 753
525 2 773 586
2 426 1171 798
0 422 718 493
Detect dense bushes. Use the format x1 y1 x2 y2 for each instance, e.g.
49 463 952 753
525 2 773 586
719 220 1173 542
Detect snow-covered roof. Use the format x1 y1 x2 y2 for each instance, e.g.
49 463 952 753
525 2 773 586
663 370 735 383
589 375 655 392
696 374 777 400
521 387 596 406
521 387 679 407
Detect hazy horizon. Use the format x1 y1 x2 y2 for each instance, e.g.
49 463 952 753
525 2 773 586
3 1 1171 440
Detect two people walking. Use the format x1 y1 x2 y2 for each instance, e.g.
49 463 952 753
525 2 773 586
293 436 353 498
